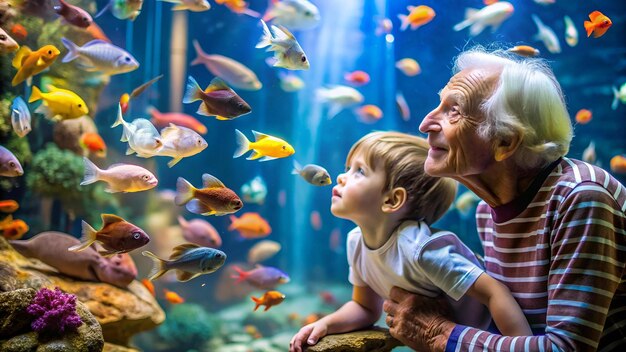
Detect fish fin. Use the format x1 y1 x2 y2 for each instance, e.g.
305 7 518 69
215 115 230 120
205 77 232 93
228 215 238 231
169 243 200 260
125 146 136 155
111 103 126 128
80 157 101 185
256 19 273 49
291 159 302 174
101 213 125 226
265 57 278 67
588 11 603 21
201 210 218 216
202 173 225 188
233 129 250 158
230 265 248 284
259 156 277 162
196 102 212 116
177 270 201 282
11 46 31 69
397 14 409 31
95 1 111 18
273 24 295 40
60 37 80 63
247 150 264 160
251 130 270 141
36 57 46 67
584 20 594 37
0 215 13 227
593 26 609 38
171 4 188 10
98 250 120 257
186 199 214 215
175 177 196 205
26 76 32 87
28 86 43 103
326 103 343 120
612 86 620 110
190 40 206 66
142 250 169 281
251 296 261 311
183 75 203 103
68 220 98 252
34 104 57 121
167 157 182 168
468 22 485 37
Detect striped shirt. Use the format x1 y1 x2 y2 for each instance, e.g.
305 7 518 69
446 158 626 352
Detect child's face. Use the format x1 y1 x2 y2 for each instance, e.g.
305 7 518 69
331 152 387 223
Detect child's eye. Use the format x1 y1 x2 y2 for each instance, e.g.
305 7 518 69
357 167 365 175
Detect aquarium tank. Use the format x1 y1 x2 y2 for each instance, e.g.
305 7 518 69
1 0 625 351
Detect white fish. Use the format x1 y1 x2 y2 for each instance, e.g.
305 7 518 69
240 176 267 205
263 0 320 30
256 20 309 70
61 37 139 75
191 40 262 91
111 104 163 157
11 96 32 138
316 85 364 119
153 124 208 167
80 157 158 193
278 71 304 92
453 2 514 37
0 27 19 54
247 240 281 264
582 141 596 164
159 0 210 12
531 14 561 54
564 15 578 47
0 145 23 177
612 83 626 110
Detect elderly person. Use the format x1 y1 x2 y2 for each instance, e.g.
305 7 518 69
383 47 626 351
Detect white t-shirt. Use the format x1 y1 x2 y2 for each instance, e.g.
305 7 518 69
347 220 492 330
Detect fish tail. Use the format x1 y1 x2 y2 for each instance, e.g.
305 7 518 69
291 159 302 175
68 220 98 252
111 103 126 128
61 37 80 63
398 14 409 31
584 20 594 37
612 86 620 110
227 215 238 231
233 129 250 158
175 177 195 205
94 1 111 18
80 157 101 186
183 75 203 104
142 251 169 281
256 20 273 49
190 40 206 66
251 296 261 311
230 265 248 284
28 86 43 103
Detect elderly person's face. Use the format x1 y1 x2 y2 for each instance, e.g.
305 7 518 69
418 68 498 178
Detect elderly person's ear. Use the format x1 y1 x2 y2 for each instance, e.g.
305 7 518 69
494 135 522 162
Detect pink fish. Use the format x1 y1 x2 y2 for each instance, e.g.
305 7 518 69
54 0 93 28
177 215 222 247
149 107 207 135
231 265 290 290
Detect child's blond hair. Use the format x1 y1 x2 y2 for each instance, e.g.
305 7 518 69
346 131 457 225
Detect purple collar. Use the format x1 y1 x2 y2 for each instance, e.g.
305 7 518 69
490 158 562 223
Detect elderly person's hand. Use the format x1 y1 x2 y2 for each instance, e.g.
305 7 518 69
383 286 456 352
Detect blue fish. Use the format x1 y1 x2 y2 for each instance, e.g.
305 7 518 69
142 243 226 282
11 96 32 138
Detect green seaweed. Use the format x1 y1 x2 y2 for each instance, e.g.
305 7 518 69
157 303 218 351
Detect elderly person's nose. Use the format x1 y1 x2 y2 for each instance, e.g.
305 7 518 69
419 109 442 134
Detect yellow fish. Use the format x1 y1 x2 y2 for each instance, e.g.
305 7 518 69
29 85 89 121
233 129 295 161
11 45 60 86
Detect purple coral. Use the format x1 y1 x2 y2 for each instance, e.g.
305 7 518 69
26 287 82 334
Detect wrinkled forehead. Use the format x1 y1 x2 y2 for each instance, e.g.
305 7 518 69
441 68 501 115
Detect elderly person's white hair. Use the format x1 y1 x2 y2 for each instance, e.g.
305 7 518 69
453 47 573 170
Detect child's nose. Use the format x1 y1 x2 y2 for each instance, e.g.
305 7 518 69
337 173 346 184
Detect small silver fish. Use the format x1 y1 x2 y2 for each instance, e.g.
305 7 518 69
292 160 331 186
61 37 139 75
256 20 309 70
263 0 320 30
11 96 32 138
142 243 227 282
111 104 163 157
0 145 23 177
80 157 158 193
159 0 210 12
153 124 208 167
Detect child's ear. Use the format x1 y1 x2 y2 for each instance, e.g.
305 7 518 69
382 187 407 213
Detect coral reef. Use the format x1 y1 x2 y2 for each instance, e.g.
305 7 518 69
156 303 218 351
26 287 82 334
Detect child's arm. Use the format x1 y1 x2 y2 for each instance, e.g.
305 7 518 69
465 273 532 336
289 285 382 352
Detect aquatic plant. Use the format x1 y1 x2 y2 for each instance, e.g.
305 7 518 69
26 287 82 334
157 303 218 350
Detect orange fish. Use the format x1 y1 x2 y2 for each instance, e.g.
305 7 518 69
11 45 60 86
0 200 19 213
141 278 155 296
163 289 185 304
506 45 540 57
149 107 208 135
79 132 107 158
344 70 370 86
310 210 322 231
483 0 499 4
575 109 592 124
10 24 27 40
610 155 626 174
0 215 29 240
215 0 260 17
176 174 243 216
244 324 262 338
398 5 435 31
302 313 323 326
356 104 383 123
228 212 271 239
584 11 612 38
251 290 285 311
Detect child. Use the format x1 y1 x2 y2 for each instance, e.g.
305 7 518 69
289 132 532 351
